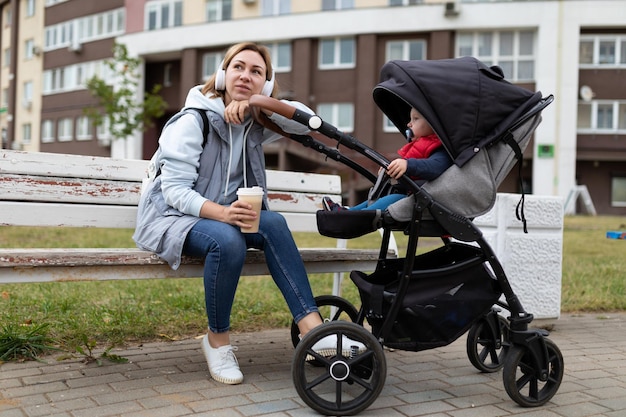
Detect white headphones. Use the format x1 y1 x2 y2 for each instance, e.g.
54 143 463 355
214 59 275 96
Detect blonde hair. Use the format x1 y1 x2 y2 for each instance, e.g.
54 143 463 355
201 42 277 98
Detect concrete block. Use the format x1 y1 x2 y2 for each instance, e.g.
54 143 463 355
474 193 564 319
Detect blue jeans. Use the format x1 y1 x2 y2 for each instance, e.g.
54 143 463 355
350 193 406 211
182 210 318 334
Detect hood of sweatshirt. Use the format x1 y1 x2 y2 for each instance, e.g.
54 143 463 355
181 86 258 202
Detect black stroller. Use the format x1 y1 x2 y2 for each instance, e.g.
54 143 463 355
250 56 563 416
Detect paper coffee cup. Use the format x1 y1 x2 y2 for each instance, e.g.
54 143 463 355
236 186 264 233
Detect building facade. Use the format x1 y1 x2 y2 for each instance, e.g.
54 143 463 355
0 0 624 214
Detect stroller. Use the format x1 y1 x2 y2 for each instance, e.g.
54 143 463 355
250 56 563 416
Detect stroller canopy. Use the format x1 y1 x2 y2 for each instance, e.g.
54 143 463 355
373 56 542 167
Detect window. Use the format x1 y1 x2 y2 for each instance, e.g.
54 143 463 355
76 116 93 140
44 8 124 51
25 39 34 60
577 101 626 133
579 35 626 67
612 176 626 207
261 0 289 16
4 48 10 67
456 30 536 82
1 88 7 107
202 52 222 81
206 0 231 22
163 63 172 87
146 1 182 30
317 103 354 132
43 59 110 94
26 0 36 17
319 37 355 69
264 42 291 72
386 40 426 61
57 118 73 142
96 117 111 146
322 0 354 10
41 120 54 143
23 81 33 109
22 123 32 145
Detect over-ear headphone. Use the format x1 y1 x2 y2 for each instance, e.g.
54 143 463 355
214 60 275 96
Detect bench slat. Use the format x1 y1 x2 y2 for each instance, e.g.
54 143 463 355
0 248 386 283
0 201 323 232
265 170 341 194
0 173 330 213
0 201 138 228
0 150 147 181
1 173 141 205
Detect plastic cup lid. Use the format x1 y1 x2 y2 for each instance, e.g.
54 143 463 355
237 186 264 195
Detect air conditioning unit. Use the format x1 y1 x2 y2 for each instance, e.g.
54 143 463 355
243 0 256 4
22 100 32 110
32 45 42 56
444 1 460 17
68 43 82 53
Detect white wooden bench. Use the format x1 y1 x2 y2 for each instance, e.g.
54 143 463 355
0 150 395 295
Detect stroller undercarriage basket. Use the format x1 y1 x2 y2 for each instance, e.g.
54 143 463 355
351 242 502 351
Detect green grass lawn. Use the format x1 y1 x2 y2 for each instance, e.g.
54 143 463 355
1 215 625 357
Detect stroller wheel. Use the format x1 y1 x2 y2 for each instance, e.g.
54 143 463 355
466 313 510 373
503 337 564 407
292 321 386 416
290 295 359 348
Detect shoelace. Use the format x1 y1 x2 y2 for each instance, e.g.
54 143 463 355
215 346 239 370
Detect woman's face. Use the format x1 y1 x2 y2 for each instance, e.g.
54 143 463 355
223 49 268 105
407 108 434 139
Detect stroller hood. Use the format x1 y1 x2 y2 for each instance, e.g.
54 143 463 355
373 56 542 167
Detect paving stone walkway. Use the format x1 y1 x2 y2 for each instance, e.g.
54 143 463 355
1 312 626 417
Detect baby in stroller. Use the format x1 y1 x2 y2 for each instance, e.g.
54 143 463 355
322 106 452 212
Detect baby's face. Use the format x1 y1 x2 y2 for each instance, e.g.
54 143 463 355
407 108 435 139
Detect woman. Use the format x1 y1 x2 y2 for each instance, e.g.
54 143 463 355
133 42 362 385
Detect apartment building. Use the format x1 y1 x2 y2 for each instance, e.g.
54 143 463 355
0 0 44 152
0 0 624 214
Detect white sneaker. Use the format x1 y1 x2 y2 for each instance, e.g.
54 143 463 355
201 334 243 385
311 334 367 358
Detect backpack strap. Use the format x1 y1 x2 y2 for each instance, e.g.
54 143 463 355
183 107 210 147
154 107 210 178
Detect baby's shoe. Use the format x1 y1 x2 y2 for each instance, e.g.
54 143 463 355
201 334 243 385
322 196 345 212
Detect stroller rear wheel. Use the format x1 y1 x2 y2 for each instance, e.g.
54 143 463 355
290 295 359 348
292 321 386 416
503 337 563 407
466 312 510 373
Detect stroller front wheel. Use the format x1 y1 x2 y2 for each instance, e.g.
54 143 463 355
502 337 564 407
292 321 386 416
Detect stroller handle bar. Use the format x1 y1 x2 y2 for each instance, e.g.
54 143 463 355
249 95 390 169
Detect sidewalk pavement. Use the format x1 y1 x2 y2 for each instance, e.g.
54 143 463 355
1 312 626 417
